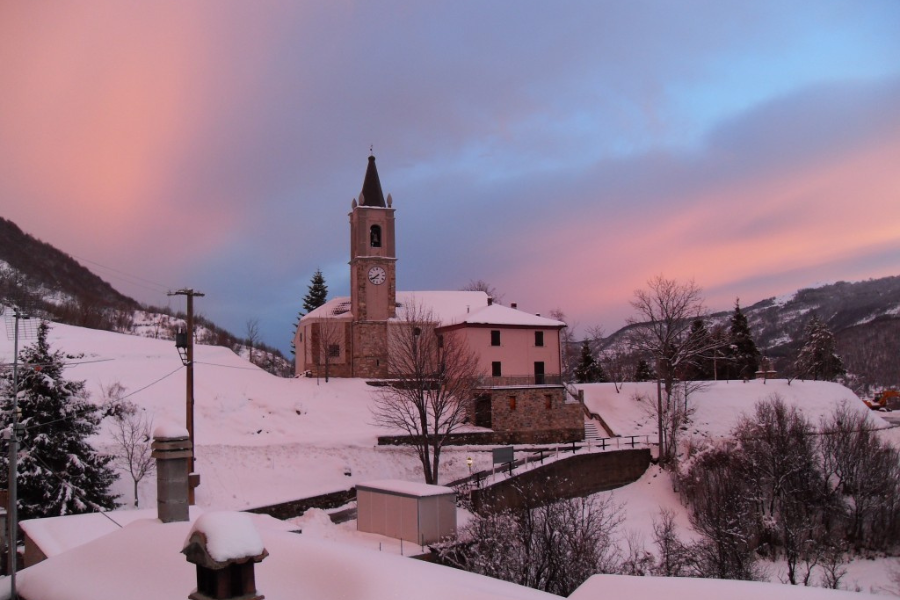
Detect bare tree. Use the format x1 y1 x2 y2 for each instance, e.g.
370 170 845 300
549 308 578 382
444 495 623 596
371 300 480 484
628 275 716 461
245 318 261 365
311 310 342 383
103 383 154 508
461 279 503 303
601 341 631 393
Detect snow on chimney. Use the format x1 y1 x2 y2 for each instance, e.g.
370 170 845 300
182 512 269 600
151 425 192 523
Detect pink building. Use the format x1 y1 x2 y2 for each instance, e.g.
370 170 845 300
294 156 583 442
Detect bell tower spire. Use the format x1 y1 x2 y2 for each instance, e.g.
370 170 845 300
348 154 396 377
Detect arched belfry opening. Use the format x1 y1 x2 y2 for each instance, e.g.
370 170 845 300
370 224 382 247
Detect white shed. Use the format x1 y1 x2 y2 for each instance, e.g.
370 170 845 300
356 479 457 545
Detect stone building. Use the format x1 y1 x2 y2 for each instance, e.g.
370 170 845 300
293 155 583 441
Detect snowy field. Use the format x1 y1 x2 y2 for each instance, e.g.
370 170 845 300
2 320 899 595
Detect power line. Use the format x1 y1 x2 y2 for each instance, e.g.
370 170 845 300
194 361 261 371
68 253 174 296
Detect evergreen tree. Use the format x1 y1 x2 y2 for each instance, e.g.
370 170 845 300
303 269 328 313
795 315 845 381
0 322 118 520
634 358 655 382
725 299 760 380
574 340 605 383
682 319 715 380
292 269 329 356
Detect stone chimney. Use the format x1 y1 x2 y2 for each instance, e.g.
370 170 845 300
152 426 192 523
182 512 268 600
487 296 493 306
511 302 517 309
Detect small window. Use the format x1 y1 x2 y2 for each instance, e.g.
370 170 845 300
491 330 501 346
328 344 340 358
298 332 303 342
492 361 502 377
437 334 444 348
545 395 553 410
509 396 517 411
370 225 382 247
535 331 544 347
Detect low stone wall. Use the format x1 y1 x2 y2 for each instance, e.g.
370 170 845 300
377 428 583 447
469 448 651 514
245 487 356 521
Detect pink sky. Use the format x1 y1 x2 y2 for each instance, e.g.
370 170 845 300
1 2 899 349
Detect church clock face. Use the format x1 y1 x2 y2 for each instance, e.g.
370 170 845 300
367 266 387 285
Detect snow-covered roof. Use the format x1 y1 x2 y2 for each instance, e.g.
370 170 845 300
449 302 565 328
303 296 353 320
356 479 455 498
571 573 869 600
14 518 559 600
302 291 564 329
19 507 298 561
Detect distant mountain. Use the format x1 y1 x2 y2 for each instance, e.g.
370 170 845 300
0 216 139 314
0 216 292 376
602 276 900 394
720 277 900 393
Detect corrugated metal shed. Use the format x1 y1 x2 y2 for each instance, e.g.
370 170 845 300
356 479 457 545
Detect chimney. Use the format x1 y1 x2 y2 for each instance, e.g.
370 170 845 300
152 426 192 523
183 512 268 600
487 297 493 306
511 302 517 309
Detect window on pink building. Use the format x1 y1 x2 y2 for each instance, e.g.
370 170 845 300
535 331 544 346
492 361 502 377
491 330 501 346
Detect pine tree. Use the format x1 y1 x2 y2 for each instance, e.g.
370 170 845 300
292 269 329 356
682 319 715 380
795 315 845 381
0 322 118 520
634 358 655 382
303 269 328 313
574 340 605 383
725 299 760 380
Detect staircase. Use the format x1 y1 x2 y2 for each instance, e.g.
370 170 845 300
584 420 603 442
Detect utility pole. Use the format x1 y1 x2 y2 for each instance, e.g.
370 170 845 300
168 289 204 505
6 307 29 600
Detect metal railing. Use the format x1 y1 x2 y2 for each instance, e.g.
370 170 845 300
479 374 564 387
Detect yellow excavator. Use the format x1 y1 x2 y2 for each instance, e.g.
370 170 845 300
864 389 900 411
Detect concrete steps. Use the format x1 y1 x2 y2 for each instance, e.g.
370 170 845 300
584 420 602 441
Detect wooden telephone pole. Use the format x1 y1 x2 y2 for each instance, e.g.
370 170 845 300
168 288 204 505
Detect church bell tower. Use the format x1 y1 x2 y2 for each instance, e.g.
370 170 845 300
349 154 396 376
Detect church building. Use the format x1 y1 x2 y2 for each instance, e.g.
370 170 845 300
293 155 583 442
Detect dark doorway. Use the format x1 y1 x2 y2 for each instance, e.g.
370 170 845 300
534 361 545 384
474 395 492 428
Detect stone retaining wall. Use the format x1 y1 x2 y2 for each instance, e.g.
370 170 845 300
377 428 583 447
245 487 356 521
469 448 651 513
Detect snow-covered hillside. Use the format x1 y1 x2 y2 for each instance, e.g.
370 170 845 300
3 320 899 595
0 319 483 509
578 379 892 443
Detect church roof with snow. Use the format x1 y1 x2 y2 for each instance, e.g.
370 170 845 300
302 291 565 329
